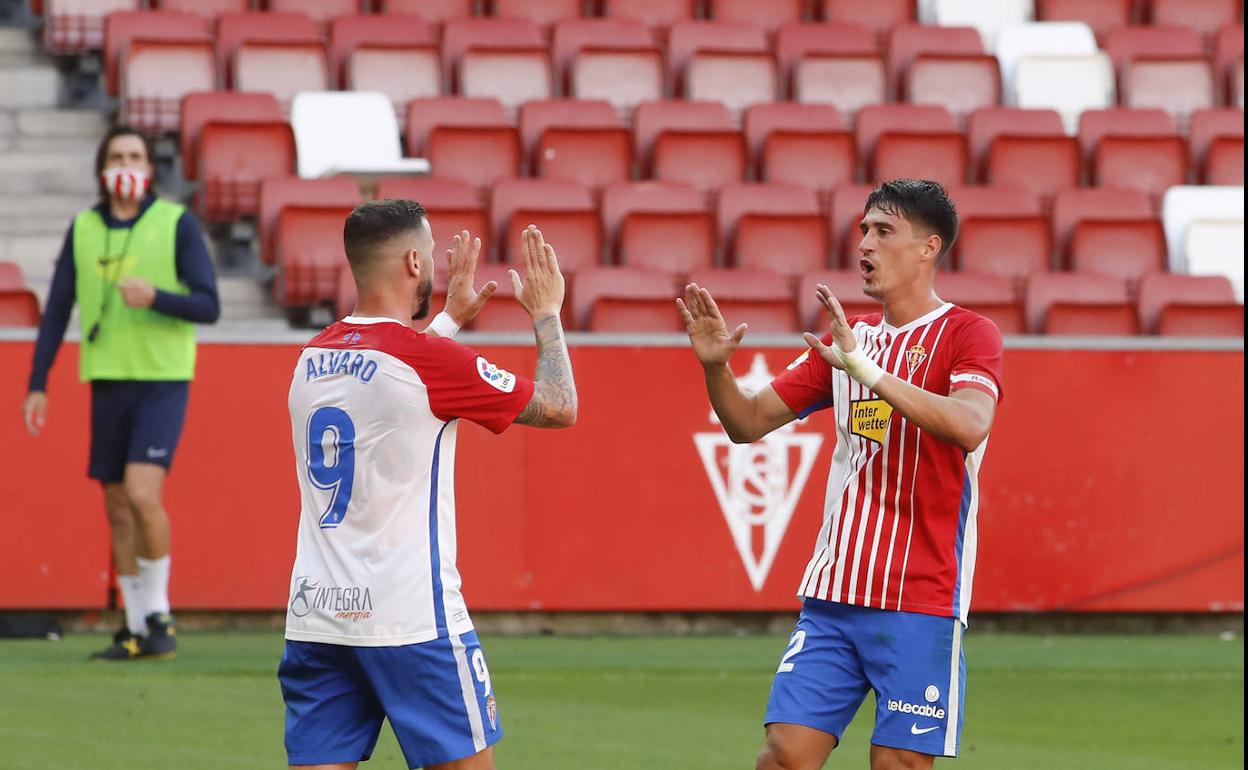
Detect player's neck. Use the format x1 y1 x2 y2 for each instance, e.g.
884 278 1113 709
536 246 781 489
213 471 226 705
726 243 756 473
352 287 411 326
109 196 140 221
882 289 944 329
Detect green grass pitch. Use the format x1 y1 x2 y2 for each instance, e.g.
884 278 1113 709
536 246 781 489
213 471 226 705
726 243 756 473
0 632 1241 769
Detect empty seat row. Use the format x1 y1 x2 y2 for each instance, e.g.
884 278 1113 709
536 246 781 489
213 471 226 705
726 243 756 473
0 262 41 327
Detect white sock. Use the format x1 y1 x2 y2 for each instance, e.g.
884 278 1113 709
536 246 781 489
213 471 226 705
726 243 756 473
117 575 147 636
136 555 171 616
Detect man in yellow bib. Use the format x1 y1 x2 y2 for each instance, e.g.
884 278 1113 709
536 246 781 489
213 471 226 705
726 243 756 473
22 126 220 660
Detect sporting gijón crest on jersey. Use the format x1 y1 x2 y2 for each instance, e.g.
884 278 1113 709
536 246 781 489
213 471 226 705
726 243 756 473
771 304 1004 624
285 317 534 647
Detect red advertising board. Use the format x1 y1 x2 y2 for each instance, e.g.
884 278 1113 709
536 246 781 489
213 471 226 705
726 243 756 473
2 341 1243 614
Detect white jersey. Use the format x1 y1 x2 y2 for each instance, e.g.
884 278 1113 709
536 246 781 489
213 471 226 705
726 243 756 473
284 316 533 647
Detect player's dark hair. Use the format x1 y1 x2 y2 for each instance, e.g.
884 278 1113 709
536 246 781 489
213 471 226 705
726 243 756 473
343 198 428 272
864 179 958 261
94 124 156 200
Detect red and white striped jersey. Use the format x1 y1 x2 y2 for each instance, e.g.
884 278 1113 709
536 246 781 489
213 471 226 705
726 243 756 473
771 303 1004 624
285 316 534 646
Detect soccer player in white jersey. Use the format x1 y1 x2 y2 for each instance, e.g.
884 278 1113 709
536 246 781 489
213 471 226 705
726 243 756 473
280 200 577 770
679 180 1004 770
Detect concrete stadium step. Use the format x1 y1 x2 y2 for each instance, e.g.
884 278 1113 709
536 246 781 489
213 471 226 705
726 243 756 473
0 108 106 152
0 151 96 195
217 276 286 321
0 233 62 285
0 192 84 234
0 66 59 110
0 27 39 59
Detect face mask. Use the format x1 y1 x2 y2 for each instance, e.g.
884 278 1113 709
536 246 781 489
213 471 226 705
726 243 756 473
101 167 151 203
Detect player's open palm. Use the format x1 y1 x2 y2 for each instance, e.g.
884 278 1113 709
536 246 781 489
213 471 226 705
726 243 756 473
443 230 496 326
803 283 856 369
509 225 565 320
677 283 747 367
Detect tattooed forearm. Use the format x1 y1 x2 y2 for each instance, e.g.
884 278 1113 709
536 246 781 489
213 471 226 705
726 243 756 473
516 313 579 428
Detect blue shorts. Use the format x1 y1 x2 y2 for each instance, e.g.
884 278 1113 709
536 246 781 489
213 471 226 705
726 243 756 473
765 599 966 758
278 632 503 768
89 380 189 483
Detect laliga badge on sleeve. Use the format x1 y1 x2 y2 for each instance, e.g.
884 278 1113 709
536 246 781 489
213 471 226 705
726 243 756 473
476 357 517 393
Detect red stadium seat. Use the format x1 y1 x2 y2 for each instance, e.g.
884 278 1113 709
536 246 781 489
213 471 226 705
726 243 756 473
1150 0 1241 40
1156 304 1245 336
442 16 544 74
460 50 553 114
829 183 877 266
196 121 296 223
1035 0 1132 42
347 46 441 128
958 216 1052 279
946 185 1042 220
635 101 744 193
798 271 882 328
330 14 437 88
719 183 827 275
1137 272 1238 332
1051 187 1155 257
406 97 519 191
379 0 472 24
905 55 1000 124
258 177 362 266
575 267 683 331
44 0 137 56
153 0 248 20
235 42 331 115
935 271 1025 335
1190 108 1246 183
180 92 283 181
794 54 887 117
601 0 696 28
775 22 877 79
603 181 714 271
375 176 491 260
820 0 915 38
985 135 1081 207
217 13 322 89
887 23 983 95
686 268 798 332
1025 272 1134 334
744 102 846 158
668 21 772 115
269 0 362 24
745 103 853 192
121 38 216 134
856 105 963 185
1214 24 1244 98
0 262 26 290
568 49 664 115
1078 108 1176 159
491 179 601 269
0 290 40 327
1104 26 1206 70
708 0 804 33
276 205 355 307
966 107 1066 176
552 17 656 83
1104 27 1213 125
520 100 632 190
1234 59 1245 108
103 10 210 97
1093 135 1189 201
494 0 587 28
1069 218 1166 281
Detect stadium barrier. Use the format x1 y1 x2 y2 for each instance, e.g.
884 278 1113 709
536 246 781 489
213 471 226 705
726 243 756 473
2 337 1242 614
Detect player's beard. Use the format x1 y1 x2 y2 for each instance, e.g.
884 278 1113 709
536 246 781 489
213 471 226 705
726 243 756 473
410 276 433 321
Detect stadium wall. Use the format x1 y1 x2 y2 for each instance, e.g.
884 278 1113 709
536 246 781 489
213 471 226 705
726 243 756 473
2 338 1242 615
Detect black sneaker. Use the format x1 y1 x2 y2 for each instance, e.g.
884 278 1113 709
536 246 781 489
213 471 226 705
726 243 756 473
139 613 177 660
89 627 142 661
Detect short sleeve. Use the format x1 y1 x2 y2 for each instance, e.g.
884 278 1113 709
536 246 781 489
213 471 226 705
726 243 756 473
948 317 1004 403
413 338 536 433
770 334 836 418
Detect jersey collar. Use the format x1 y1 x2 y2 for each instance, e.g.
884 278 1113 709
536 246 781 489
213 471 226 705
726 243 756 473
882 302 954 334
342 315 407 327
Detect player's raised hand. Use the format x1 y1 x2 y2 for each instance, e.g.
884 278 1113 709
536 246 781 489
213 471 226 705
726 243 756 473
677 283 747 367
509 225 565 320
802 284 858 371
442 230 496 327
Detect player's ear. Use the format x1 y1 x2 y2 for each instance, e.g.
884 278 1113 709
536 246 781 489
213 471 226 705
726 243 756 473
922 233 942 263
405 248 421 279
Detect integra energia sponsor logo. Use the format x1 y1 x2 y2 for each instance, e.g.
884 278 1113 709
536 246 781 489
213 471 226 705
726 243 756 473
289 576 374 622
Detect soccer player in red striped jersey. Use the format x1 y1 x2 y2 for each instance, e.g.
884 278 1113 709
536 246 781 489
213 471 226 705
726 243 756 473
678 179 1004 770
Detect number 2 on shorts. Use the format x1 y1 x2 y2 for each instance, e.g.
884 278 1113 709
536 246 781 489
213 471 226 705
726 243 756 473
306 406 356 528
777 630 807 673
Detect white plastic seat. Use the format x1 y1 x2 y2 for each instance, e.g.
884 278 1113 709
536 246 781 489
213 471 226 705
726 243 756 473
291 91 431 179
1015 54 1115 134
1162 186 1246 286
1184 219 1246 302
932 0 1033 51
996 22 1097 105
